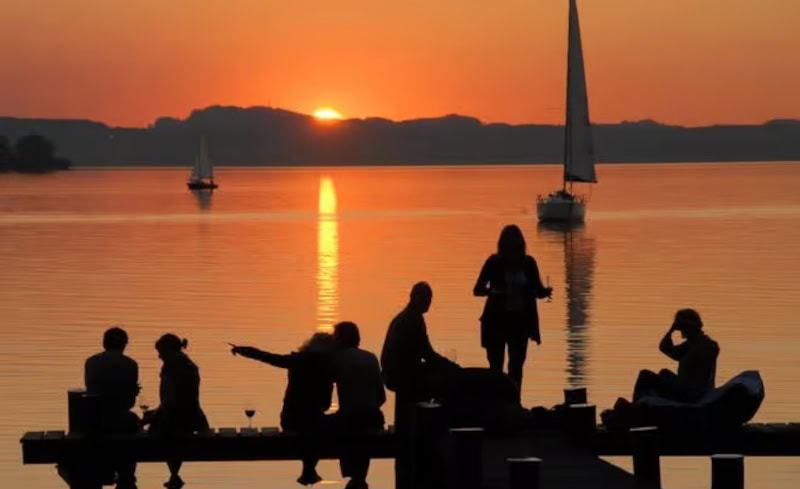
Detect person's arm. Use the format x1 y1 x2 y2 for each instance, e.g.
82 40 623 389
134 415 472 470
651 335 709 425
418 318 459 369
233 346 293 369
123 361 139 411
659 327 689 361
472 256 494 297
83 357 96 392
527 256 552 299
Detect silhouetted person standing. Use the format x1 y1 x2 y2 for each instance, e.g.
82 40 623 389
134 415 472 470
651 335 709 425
473 224 552 388
331 321 385 489
84 326 140 489
142 334 209 489
381 281 457 489
633 308 720 403
231 332 337 486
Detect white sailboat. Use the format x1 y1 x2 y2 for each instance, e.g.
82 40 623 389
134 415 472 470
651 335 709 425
537 0 597 222
187 137 218 190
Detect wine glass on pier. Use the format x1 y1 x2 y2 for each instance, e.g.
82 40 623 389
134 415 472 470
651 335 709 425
244 408 256 429
138 391 150 415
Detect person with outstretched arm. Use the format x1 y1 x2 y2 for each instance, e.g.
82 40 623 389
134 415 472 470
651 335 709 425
231 333 336 486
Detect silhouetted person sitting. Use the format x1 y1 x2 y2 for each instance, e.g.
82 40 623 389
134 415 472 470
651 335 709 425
633 309 720 403
473 224 553 388
84 326 140 489
231 332 336 486
331 321 386 489
142 334 209 489
381 282 457 400
380 281 457 489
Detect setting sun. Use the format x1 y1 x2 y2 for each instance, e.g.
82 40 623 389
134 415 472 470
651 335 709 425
313 108 343 121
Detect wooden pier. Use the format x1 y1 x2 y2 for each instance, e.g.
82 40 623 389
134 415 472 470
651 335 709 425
21 389 798 489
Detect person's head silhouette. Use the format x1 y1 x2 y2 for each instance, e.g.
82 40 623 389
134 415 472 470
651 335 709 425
103 326 129 352
408 281 433 314
155 333 188 361
497 224 526 262
298 332 336 353
673 308 703 340
333 321 360 349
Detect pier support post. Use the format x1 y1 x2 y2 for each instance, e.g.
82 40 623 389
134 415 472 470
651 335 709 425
411 402 446 489
564 387 587 406
631 426 661 488
711 454 744 489
67 389 86 434
65 389 105 488
508 457 541 489
564 403 596 441
447 427 484 489
67 389 100 436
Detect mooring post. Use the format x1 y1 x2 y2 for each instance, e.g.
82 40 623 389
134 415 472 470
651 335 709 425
508 457 542 489
64 389 105 489
411 402 446 489
563 387 587 406
711 454 745 489
564 403 596 441
631 426 661 488
447 427 484 489
67 389 86 434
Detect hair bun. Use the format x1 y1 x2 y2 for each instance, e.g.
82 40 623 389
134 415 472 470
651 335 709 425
180 338 189 349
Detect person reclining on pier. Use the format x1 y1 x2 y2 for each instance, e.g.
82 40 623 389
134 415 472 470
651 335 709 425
330 321 386 489
633 308 720 403
231 332 337 486
84 326 140 489
142 334 210 489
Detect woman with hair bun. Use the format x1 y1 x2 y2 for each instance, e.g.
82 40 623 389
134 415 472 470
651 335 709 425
142 333 209 489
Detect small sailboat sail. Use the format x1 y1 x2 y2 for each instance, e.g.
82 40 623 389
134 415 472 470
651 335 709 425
187 138 218 190
537 0 597 222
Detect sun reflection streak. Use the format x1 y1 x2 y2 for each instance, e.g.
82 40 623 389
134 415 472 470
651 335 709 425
316 177 338 332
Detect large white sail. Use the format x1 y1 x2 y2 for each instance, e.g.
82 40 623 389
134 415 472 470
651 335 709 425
564 0 597 183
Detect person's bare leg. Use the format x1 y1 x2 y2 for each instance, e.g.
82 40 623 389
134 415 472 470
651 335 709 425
297 458 322 486
164 460 184 489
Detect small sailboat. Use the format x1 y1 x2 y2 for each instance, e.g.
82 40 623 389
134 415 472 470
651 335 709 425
537 0 597 222
187 138 218 190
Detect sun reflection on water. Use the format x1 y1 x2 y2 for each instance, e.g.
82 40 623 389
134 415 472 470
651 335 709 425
316 177 338 332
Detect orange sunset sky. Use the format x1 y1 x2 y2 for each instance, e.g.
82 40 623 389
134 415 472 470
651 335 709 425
1 0 798 127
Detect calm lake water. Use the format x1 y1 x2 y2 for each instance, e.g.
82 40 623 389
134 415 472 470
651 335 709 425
1 163 800 488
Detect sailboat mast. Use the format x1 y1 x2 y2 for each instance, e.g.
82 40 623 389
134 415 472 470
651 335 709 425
562 0 575 192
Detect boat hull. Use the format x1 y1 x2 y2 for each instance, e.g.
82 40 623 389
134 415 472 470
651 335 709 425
187 181 218 190
536 197 586 222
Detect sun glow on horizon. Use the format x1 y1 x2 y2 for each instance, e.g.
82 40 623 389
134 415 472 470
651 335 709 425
313 108 344 121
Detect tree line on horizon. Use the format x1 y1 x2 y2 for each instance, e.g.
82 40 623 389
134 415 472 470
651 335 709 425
0 134 71 174
1 106 799 166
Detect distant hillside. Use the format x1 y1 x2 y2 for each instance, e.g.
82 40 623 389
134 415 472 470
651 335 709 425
1 106 799 166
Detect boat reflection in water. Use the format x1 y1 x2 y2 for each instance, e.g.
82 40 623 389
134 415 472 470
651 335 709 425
537 221 597 388
191 189 214 211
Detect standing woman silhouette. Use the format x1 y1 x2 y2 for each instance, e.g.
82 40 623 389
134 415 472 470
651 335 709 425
472 224 553 388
